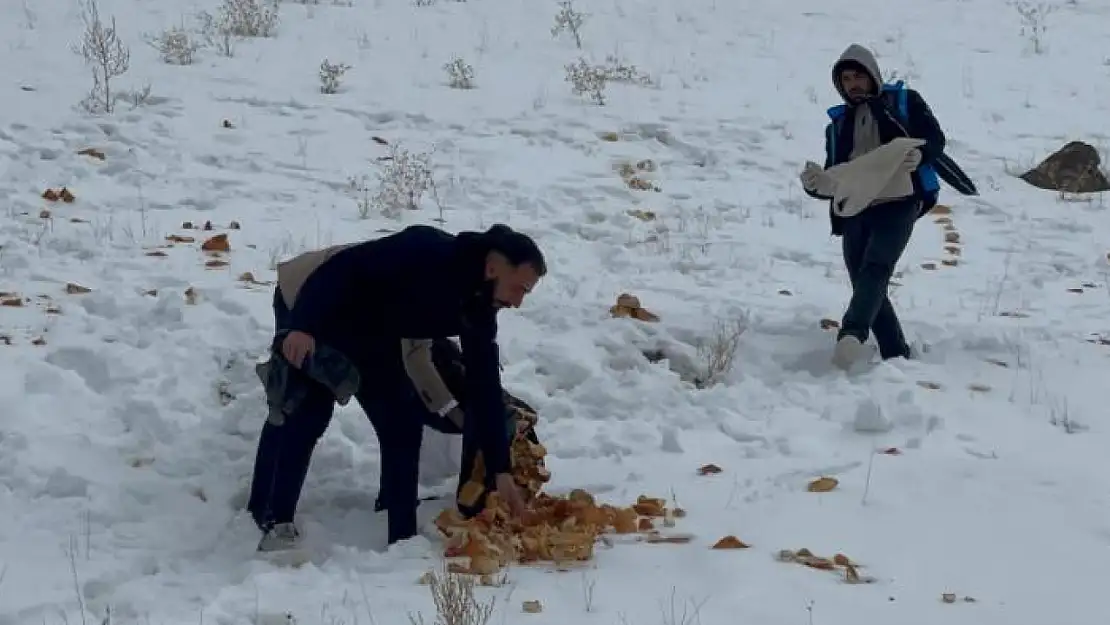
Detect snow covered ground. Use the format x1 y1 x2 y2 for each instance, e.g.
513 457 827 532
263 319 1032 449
2 0 1109 623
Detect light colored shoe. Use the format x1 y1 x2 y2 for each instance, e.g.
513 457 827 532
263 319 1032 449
832 335 870 371
256 522 313 567
257 522 302 553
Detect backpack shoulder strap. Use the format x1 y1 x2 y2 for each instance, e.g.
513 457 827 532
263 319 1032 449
826 103 848 121
825 104 849 165
880 80 909 123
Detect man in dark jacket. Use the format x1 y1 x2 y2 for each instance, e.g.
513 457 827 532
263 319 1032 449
801 43 946 369
246 223 546 551
414 336 547 518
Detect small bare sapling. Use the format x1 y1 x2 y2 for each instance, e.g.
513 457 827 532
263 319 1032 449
73 0 131 114
551 0 586 49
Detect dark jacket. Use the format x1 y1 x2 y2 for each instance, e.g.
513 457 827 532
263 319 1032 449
806 44 947 235
282 225 513 476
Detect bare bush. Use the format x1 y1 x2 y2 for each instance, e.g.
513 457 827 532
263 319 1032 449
581 572 596 612
564 56 655 105
565 58 607 105
319 58 351 94
443 57 475 89
119 83 153 109
409 565 495 625
659 588 710 625
551 0 586 49
349 175 374 219
601 54 654 87
348 143 436 219
225 0 280 36
197 11 233 56
146 26 200 65
694 314 749 388
1012 0 1055 54
73 0 130 114
197 0 280 56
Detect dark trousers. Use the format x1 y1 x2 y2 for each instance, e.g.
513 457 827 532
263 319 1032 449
838 199 918 360
246 289 425 545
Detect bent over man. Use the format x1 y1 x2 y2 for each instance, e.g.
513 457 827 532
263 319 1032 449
246 223 546 551
801 43 949 369
403 336 547 518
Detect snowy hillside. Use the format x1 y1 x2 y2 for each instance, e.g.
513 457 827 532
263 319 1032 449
2 0 1109 623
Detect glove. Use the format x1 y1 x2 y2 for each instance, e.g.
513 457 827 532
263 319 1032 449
898 148 922 174
800 161 836 197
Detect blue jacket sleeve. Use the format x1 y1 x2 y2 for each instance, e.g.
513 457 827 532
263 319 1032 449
459 309 511 477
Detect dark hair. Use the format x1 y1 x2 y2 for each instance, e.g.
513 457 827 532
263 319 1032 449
835 59 870 79
484 223 547 276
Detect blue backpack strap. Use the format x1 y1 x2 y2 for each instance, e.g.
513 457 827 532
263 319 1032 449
825 104 847 165
878 80 907 122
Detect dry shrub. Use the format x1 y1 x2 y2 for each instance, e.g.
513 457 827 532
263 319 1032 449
410 563 496 625
695 315 748 388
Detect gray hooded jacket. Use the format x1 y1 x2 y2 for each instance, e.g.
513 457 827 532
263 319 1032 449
832 44 915 203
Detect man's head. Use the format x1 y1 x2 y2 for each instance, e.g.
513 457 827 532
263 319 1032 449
838 64 874 103
481 224 546 309
832 44 882 105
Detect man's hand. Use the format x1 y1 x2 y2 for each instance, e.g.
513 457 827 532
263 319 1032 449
800 161 835 196
281 330 316 368
899 147 923 173
495 472 526 518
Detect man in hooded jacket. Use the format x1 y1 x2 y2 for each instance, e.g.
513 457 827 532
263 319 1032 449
800 43 947 369
246 223 546 551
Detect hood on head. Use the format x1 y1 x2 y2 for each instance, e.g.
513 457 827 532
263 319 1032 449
832 44 882 103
